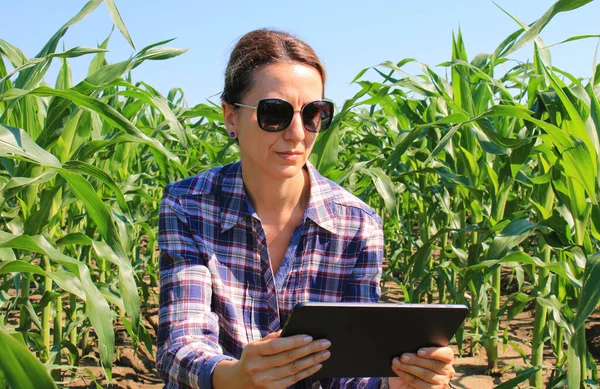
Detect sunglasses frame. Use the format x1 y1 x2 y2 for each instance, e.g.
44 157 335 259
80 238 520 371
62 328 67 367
234 98 334 133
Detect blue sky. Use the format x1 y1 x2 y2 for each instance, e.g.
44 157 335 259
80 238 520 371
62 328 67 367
2 1 599 107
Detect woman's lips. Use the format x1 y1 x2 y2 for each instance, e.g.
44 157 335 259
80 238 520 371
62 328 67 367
276 151 303 161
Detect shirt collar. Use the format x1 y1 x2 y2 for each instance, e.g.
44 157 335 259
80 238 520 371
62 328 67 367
218 161 337 234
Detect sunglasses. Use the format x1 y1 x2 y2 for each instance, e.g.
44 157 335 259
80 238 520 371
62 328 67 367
234 98 334 133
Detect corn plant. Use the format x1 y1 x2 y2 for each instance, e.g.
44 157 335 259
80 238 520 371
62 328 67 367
310 1 600 388
0 1 235 386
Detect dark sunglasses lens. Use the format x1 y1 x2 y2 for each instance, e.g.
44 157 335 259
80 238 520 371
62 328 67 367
257 99 293 132
302 101 333 132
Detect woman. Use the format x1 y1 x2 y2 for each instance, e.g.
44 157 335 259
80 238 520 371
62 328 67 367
157 29 455 389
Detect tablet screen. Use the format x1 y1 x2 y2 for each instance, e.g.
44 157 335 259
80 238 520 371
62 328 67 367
280 302 469 378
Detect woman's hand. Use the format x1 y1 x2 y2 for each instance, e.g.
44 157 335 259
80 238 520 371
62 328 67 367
213 330 331 389
388 346 455 389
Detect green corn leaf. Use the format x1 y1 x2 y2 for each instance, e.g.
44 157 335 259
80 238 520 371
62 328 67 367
13 0 103 91
103 0 135 50
561 140 597 204
545 34 600 49
64 160 133 224
539 53 597 171
451 29 475 116
182 103 225 123
55 232 93 246
363 167 397 215
48 46 109 59
0 329 57 389
88 29 112 77
492 28 524 61
92 241 140 335
385 126 431 167
567 334 582 389
24 185 60 236
133 46 188 63
482 105 574 151
572 251 600 332
0 39 28 68
0 124 62 168
474 118 531 149
468 251 581 287
115 83 188 148
56 56 72 90
0 58 45 86
423 123 464 164
310 105 345 176
499 0 594 58
0 170 57 203
32 41 186 151
0 233 114 380
0 86 179 163
493 366 541 389
0 260 85 301
74 134 147 161
58 170 140 333
486 219 538 260
58 170 126 258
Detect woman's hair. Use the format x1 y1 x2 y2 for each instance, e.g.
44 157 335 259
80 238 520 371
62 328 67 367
221 29 326 105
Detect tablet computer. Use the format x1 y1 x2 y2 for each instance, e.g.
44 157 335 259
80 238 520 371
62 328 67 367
280 302 469 378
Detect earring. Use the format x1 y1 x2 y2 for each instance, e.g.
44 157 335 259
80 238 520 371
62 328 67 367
229 132 235 138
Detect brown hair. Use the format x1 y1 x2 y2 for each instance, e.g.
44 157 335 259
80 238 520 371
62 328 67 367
221 29 326 105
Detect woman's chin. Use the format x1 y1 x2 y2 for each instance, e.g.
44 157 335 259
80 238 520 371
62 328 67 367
271 163 305 179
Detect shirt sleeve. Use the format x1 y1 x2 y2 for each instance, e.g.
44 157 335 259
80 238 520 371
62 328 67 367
321 222 385 389
156 184 234 389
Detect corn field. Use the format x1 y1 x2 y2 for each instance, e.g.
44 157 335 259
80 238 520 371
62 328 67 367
1 1 600 388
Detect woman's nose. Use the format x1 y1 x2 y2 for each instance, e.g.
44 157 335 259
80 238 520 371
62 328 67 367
283 110 305 141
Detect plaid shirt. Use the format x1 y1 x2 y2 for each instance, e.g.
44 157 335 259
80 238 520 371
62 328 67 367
157 161 384 389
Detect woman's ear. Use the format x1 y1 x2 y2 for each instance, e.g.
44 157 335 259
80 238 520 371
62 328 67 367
222 101 237 137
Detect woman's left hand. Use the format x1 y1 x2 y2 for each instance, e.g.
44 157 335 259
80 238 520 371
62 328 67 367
388 346 455 389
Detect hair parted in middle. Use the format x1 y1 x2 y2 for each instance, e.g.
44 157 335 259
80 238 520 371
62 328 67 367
220 29 326 106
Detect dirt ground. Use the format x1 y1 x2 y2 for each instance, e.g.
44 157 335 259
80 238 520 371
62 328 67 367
57 277 600 389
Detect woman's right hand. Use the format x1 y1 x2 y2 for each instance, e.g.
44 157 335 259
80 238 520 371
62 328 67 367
213 330 331 389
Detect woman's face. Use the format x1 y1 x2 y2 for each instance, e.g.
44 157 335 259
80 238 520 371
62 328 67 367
222 62 323 181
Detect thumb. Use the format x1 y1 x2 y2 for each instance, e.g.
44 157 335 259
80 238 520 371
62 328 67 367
262 330 282 340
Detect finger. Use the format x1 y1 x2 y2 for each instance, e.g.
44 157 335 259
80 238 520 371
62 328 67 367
396 353 454 377
256 334 314 356
416 347 455 364
274 360 324 387
268 348 331 380
392 369 449 389
262 330 282 340
392 358 450 388
266 339 331 368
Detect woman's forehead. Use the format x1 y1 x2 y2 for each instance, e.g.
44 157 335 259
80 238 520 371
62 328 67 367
247 63 323 100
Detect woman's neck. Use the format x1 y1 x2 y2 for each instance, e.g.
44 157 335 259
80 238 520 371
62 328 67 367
241 164 310 223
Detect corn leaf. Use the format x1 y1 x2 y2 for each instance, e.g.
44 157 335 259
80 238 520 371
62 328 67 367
103 0 135 49
0 329 57 389
0 124 61 168
0 233 114 380
573 251 600 331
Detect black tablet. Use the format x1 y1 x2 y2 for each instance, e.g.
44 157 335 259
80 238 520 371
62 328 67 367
280 302 469 379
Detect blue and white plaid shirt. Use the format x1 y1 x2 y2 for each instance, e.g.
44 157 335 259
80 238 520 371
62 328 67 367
157 161 384 389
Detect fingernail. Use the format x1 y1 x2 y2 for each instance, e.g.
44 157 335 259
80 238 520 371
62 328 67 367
418 349 426 356
401 354 411 362
392 358 402 367
315 364 323 371
321 350 331 359
321 340 331 348
303 336 313 343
